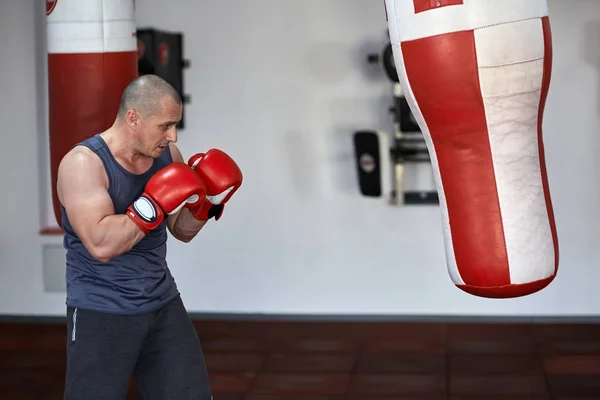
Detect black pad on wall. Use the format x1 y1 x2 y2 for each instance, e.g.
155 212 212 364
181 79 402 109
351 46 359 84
353 130 383 197
136 28 190 128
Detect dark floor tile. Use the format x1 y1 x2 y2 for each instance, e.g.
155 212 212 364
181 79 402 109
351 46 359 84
533 324 600 355
244 395 344 400
450 339 534 354
3 321 600 399
127 391 142 400
0 331 31 351
196 321 358 343
347 396 446 400
201 336 268 353
448 397 549 400
274 337 360 354
0 350 66 369
27 326 68 351
543 355 600 374
448 324 534 354
450 355 543 375
538 340 600 355
204 353 265 372
362 325 447 355
552 397 600 400
0 388 65 400
448 323 533 338
349 374 446 395
211 395 246 400
249 373 350 395
0 367 63 389
208 372 257 393
546 374 600 397
449 374 548 395
356 354 446 373
533 324 600 342
263 353 356 372
263 322 364 340
363 323 447 340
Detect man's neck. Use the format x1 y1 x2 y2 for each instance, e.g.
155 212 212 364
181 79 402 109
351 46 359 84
99 126 152 172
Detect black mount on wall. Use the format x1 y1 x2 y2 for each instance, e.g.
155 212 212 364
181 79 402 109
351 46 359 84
356 42 438 206
387 87 439 205
136 28 191 129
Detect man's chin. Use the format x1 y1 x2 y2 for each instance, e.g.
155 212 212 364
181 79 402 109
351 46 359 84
146 149 162 159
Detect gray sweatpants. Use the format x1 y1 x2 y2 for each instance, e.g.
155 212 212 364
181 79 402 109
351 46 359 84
63 295 212 400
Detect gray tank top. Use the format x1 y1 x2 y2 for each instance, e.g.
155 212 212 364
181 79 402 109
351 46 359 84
60 134 180 314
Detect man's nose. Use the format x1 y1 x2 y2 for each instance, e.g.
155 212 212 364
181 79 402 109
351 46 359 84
166 127 178 143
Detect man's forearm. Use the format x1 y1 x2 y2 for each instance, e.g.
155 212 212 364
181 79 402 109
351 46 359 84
88 215 146 262
171 208 207 242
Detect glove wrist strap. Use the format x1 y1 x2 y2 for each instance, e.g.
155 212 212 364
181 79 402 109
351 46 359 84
126 193 165 234
190 199 224 221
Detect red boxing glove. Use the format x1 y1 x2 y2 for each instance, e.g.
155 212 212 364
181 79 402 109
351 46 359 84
186 149 243 221
127 162 207 234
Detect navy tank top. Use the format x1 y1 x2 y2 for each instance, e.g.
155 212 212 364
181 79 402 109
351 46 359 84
60 134 180 315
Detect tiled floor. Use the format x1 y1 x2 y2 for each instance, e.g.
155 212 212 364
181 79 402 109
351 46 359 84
0 319 600 399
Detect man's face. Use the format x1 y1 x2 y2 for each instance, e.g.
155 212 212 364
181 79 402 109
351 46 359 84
136 96 182 158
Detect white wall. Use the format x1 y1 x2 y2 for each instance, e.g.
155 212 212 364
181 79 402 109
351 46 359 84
1 0 599 318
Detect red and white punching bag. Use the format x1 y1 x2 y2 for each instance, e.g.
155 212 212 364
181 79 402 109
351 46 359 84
384 0 559 298
46 0 138 227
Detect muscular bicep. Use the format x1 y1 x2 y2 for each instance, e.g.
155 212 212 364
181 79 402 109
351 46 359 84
57 147 114 248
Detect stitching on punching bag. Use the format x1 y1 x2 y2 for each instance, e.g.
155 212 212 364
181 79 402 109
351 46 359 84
413 0 463 14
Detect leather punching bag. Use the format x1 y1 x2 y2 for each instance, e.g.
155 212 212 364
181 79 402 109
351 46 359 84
46 0 138 227
383 0 559 298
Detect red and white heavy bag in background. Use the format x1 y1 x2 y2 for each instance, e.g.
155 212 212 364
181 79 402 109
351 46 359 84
46 0 138 228
383 0 559 298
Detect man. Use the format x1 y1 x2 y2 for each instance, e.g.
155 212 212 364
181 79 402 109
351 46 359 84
56 74 242 399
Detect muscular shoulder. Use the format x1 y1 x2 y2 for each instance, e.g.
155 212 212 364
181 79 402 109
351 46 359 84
57 146 108 202
59 146 106 180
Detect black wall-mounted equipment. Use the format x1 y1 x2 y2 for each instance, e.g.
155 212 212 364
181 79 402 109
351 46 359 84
355 41 438 206
136 28 191 129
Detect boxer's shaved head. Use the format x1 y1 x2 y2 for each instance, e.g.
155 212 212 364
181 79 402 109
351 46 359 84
114 74 182 158
117 74 181 119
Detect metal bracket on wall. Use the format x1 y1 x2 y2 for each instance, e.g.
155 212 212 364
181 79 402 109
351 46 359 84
358 40 440 206
404 191 439 205
387 94 439 206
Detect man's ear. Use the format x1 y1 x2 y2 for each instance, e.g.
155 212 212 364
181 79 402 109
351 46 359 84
125 109 140 129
